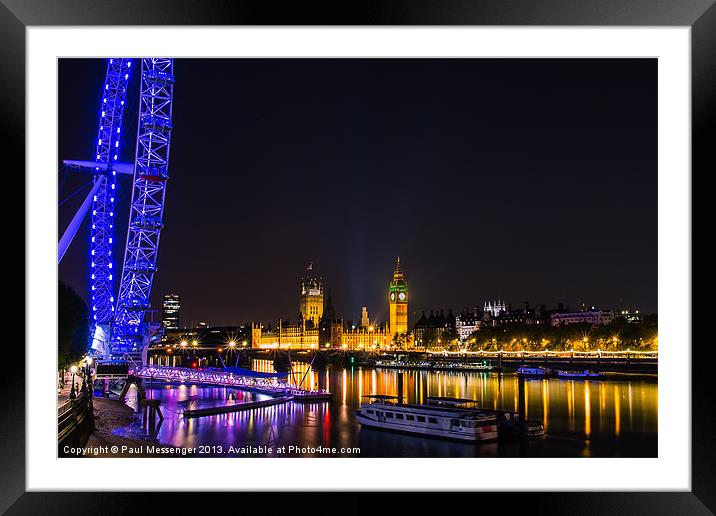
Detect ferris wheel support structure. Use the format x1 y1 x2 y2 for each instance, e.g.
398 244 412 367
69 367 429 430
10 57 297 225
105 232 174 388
89 59 133 341
57 58 133 353
110 58 175 363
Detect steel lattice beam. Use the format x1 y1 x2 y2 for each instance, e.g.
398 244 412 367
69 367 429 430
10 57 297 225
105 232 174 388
89 58 133 334
111 58 175 360
137 367 286 390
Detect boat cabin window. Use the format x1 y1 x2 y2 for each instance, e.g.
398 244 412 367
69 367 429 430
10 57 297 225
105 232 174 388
386 412 394 418
395 413 404 420
428 417 438 424
406 415 415 421
417 416 426 423
366 409 374 414
460 420 476 428
451 419 459 426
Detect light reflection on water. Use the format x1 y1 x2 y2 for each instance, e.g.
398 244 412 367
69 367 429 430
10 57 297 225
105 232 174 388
123 359 657 457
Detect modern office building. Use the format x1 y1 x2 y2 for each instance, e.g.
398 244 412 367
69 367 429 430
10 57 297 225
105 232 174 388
161 294 180 330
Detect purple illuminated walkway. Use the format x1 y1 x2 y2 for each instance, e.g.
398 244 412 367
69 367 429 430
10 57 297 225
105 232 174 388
136 366 329 398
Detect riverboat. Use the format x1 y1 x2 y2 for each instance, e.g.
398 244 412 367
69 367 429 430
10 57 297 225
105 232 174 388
425 397 545 438
431 361 493 372
373 360 432 370
355 395 498 442
556 369 602 379
516 366 551 377
495 411 546 438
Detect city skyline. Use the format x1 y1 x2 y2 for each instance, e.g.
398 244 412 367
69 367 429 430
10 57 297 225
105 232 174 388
59 58 657 326
156 256 649 331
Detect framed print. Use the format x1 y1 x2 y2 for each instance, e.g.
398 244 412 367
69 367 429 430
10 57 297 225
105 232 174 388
3 0 711 513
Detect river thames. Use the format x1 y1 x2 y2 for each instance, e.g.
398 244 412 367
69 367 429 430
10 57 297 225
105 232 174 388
121 359 657 457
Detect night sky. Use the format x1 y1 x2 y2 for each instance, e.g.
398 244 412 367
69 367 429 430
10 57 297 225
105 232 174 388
58 58 657 328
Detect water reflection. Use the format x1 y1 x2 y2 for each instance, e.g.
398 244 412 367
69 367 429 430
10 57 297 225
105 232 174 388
123 360 656 457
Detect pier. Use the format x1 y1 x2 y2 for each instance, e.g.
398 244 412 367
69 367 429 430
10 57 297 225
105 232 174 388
183 395 293 418
135 365 332 417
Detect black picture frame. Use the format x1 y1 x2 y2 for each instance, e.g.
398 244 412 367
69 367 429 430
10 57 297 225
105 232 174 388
2 1 709 513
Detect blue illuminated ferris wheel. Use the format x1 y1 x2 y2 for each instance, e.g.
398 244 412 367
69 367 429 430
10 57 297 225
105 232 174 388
59 58 175 366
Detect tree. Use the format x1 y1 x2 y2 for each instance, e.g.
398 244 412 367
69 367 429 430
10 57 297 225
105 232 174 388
441 327 459 349
463 317 657 352
393 332 408 350
58 281 90 371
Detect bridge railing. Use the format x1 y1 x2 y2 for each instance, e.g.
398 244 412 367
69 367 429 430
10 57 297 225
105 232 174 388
136 366 285 388
135 366 330 395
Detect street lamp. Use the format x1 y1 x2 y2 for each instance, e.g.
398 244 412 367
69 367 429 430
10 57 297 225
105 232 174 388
84 357 94 394
69 365 78 400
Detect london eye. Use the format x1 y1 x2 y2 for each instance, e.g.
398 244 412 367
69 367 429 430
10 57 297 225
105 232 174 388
58 58 175 368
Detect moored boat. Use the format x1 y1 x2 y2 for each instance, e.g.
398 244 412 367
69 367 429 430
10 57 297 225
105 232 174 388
431 361 494 372
516 366 551 377
374 360 432 370
426 397 545 439
556 369 602 379
355 395 498 442
491 410 545 438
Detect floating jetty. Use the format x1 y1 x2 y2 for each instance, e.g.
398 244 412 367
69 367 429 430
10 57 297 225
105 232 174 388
183 395 293 418
289 390 333 402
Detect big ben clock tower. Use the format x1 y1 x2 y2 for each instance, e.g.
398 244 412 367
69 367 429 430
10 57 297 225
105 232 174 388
389 257 409 336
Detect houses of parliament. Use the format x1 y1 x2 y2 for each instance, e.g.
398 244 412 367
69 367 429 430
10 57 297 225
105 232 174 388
251 258 411 350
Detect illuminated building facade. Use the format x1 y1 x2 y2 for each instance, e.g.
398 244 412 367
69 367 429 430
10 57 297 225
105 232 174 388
456 307 481 342
252 260 408 350
252 320 320 349
341 324 391 349
483 299 507 317
413 309 455 350
483 302 544 327
299 263 323 327
550 310 615 326
360 307 370 328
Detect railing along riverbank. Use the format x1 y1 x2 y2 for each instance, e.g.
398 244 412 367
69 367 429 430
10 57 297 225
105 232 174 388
58 389 94 455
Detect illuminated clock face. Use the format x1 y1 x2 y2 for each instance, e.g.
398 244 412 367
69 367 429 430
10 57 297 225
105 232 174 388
398 292 406 301
390 292 396 301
